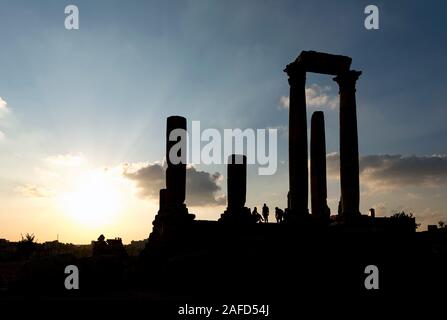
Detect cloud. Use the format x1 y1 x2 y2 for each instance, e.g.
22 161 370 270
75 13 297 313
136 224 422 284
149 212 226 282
327 153 447 190
369 202 388 216
186 168 226 206
0 97 10 140
123 163 225 206
278 84 338 110
417 208 447 227
326 152 341 178
123 163 165 199
306 84 338 109
46 153 86 166
0 97 10 118
15 184 54 198
267 124 288 138
279 96 289 109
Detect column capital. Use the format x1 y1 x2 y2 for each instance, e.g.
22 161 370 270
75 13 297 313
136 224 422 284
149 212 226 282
284 61 306 86
333 70 362 91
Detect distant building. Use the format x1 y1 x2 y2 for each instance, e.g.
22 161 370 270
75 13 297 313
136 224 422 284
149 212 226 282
92 235 127 257
428 225 438 232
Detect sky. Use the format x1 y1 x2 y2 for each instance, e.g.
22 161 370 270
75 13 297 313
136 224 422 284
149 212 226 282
0 0 447 243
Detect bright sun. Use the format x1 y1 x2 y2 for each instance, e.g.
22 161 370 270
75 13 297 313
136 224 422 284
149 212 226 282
59 170 124 227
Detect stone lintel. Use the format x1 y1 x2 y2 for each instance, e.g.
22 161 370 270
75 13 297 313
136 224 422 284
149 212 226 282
291 50 352 75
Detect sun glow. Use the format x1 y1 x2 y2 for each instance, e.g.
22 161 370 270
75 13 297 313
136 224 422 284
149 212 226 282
59 170 124 227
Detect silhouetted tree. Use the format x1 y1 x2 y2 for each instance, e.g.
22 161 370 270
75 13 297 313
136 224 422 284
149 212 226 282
390 211 420 230
17 233 37 259
21 233 36 243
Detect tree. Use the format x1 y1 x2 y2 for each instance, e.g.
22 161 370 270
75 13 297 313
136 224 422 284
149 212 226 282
390 211 414 219
17 233 37 259
390 211 420 230
21 233 36 243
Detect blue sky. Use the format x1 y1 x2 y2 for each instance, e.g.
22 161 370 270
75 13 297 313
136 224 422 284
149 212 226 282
1 0 447 242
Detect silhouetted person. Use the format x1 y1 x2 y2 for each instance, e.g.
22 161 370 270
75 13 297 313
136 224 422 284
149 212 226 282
252 207 257 217
262 203 269 223
93 234 108 256
275 207 284 223
252 207 263 223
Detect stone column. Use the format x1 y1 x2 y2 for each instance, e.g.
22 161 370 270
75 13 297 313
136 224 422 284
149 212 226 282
284 62 309 216
227 154 247 211
166 116 187 209
310 111 329 220
148 116 194 243
334 70 362 217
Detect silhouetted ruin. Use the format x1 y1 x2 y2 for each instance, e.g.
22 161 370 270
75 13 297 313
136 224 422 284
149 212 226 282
149 116 195 243
311 111 330 221
335 70 362 217
219 154 253 223
284 51 361 220
140 50 423 254
144 51 367 241
133 52 439 306
3 50 447 311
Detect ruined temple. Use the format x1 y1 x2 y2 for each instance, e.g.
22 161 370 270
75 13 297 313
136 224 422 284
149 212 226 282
144 50 416 254
284 50 361 220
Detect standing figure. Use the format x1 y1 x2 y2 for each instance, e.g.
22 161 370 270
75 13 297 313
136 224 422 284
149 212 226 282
275 207 284 223
275 207 280 223
262 203 269 223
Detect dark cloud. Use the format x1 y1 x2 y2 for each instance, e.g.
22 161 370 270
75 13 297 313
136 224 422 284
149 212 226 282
123 163 225 206
123 163 165 199
186 168 225 206
327 153 447 188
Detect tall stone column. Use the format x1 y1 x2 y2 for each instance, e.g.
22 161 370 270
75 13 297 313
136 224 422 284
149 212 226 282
310 111 329 220
227 154 247 211
148 116 194 243
219 154 252 223
284 62 309 216
334 70 362 217
166 116 187 210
